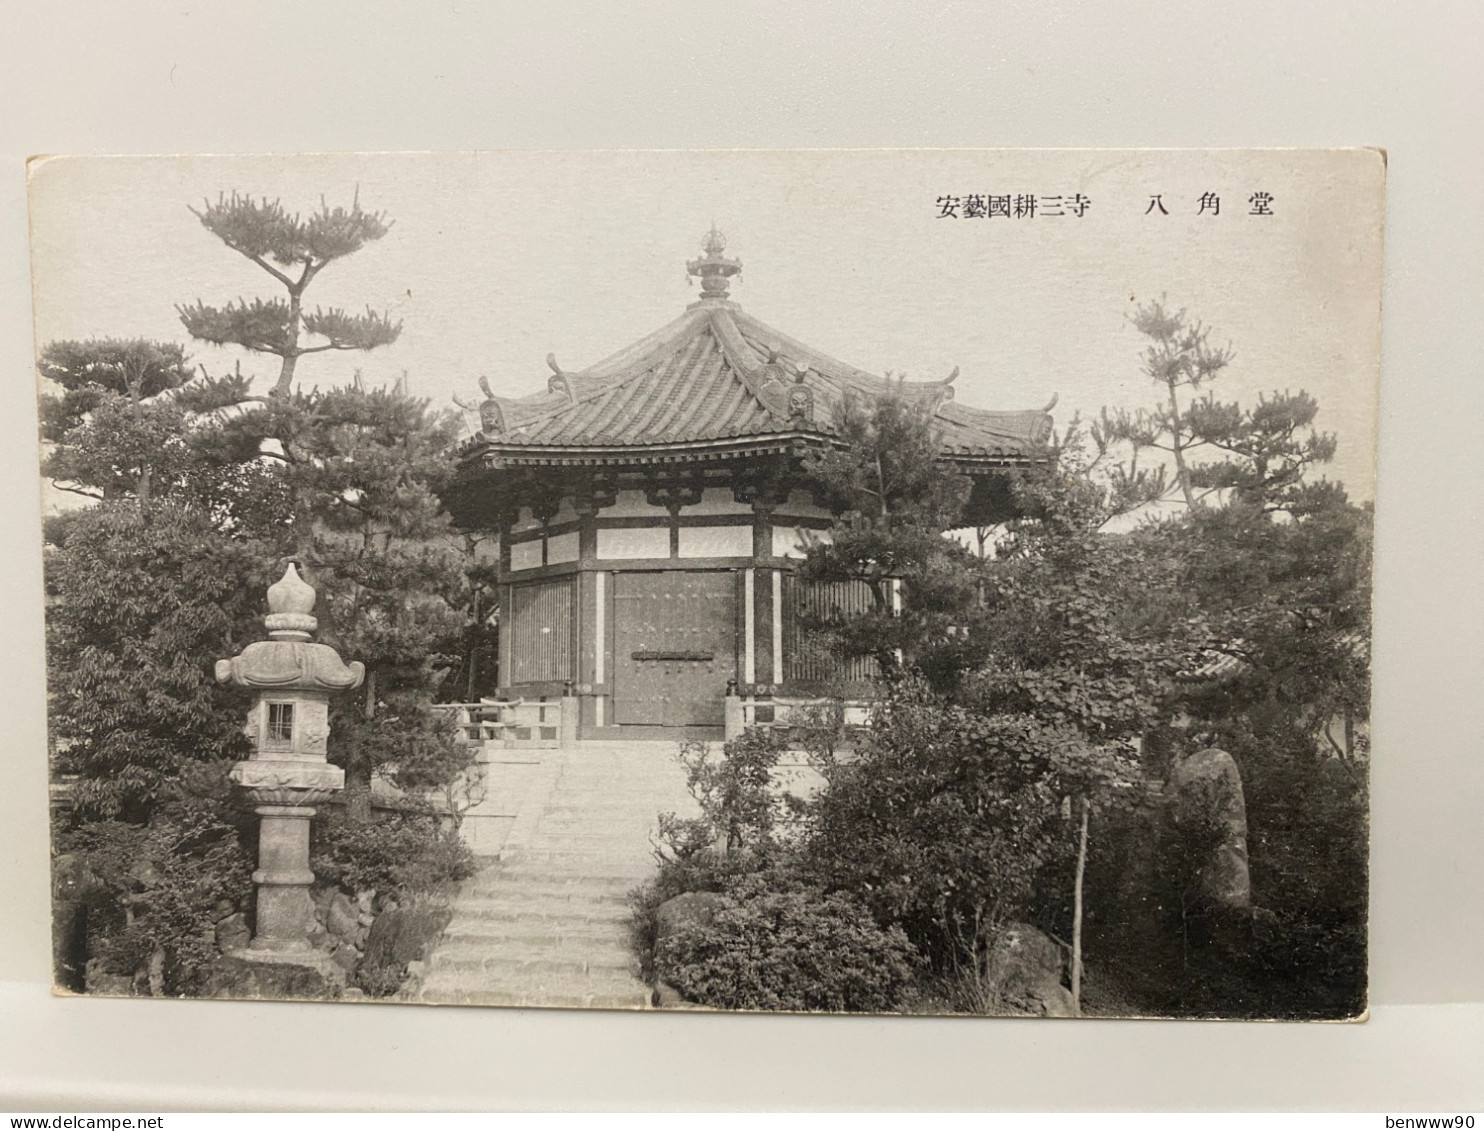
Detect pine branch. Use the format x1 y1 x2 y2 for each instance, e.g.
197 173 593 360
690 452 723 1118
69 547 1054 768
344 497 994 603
177 297 296 355
300 305 402 351
49 481 106 501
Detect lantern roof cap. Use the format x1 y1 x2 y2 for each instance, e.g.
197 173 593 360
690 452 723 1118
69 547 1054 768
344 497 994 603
214 562 365 693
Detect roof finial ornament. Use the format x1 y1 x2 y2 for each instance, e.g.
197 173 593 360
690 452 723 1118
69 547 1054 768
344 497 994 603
687 225 742 302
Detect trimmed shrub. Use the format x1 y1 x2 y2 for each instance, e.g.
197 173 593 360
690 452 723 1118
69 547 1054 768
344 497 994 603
312 811 475 896
654 879 919 1012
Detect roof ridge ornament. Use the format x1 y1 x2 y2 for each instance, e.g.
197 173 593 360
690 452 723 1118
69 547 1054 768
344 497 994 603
476 375 506 435
686 225 742 302
546 354 576 401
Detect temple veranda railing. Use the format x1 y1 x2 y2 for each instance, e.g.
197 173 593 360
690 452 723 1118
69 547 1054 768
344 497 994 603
434 696 575 750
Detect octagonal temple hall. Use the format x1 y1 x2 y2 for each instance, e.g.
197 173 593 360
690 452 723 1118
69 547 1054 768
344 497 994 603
445 230 1055 739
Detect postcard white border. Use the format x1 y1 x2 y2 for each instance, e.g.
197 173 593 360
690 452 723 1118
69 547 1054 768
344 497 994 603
2 0 1481 1111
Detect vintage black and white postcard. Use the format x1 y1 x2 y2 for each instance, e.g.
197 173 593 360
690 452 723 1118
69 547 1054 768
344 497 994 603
30 149 1382 1019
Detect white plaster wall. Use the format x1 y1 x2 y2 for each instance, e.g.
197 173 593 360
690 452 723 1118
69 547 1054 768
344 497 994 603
546 530 580 564
508 539 543 571
597 525 670 559
678 524 752 558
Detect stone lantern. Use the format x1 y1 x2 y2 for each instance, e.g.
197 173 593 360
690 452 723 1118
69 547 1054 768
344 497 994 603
216 563 364 963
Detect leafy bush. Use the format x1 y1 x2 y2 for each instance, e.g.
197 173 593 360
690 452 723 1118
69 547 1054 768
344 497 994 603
312 811 475 896
356 958 412 999
667 728 790 857
806 683 1134 973
654 879 919 1012
55 774 255 996
634 728 800 986
44 503 269 821
628 846 779 986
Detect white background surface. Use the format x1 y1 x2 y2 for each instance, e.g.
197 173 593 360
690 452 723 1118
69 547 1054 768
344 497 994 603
1 0 1481 1112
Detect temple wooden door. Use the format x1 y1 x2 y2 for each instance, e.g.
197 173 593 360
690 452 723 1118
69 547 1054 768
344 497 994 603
612 571 736 727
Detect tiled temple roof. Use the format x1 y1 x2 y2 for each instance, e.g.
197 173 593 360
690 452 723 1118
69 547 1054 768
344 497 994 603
462 230 1054 468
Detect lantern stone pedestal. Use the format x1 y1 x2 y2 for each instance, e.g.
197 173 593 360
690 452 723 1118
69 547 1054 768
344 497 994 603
215 564 365 987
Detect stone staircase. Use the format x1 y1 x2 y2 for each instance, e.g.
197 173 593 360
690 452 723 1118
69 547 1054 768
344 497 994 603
417 740 698 1009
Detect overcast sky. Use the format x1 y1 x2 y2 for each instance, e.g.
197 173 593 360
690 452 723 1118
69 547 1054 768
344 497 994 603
29 149 1383 501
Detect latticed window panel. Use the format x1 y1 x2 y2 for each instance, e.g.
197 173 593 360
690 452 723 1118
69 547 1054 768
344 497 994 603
507 577 575 684
781 574 881 684
266 701 295 742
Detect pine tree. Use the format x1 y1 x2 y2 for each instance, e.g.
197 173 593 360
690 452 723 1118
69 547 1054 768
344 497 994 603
46 192 475 825
798 389 987 684
202 386 471 821
39 338 196 506
38 339 285 818
41 192 478 993
177 192 401 397
1095 299 1336 513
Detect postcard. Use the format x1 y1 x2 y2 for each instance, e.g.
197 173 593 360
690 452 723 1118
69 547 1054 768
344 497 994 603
30 149 1382 1019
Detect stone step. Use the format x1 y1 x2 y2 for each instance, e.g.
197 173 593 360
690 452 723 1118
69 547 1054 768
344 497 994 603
530 805 684 820
419 740 690 1008
448 901 632 925
429 932 636 960
494 853 653 872
534 802 692 817
439 914 626 938
441 923 628 949
434 925 634 955
522 825 661 843
456 884 635 907
418 966 648 997
486 866 655 884
538 785 690 799
505 858 653 873
478 857 646 876
456 893 637 914
532 812 676 828
522 829 651 846
483 877 648 895
419 986 650 1010
428 947 637 979
462 869 639 889
419 977 648 1006
502 845 656 862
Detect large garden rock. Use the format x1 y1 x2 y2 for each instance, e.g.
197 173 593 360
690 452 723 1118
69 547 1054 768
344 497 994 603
650 891 727 1006
84 960 133 997
214 911 252 951
654 891 725 947
1169 747 1251 909
325 890 360 940
983 922 1075 1017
